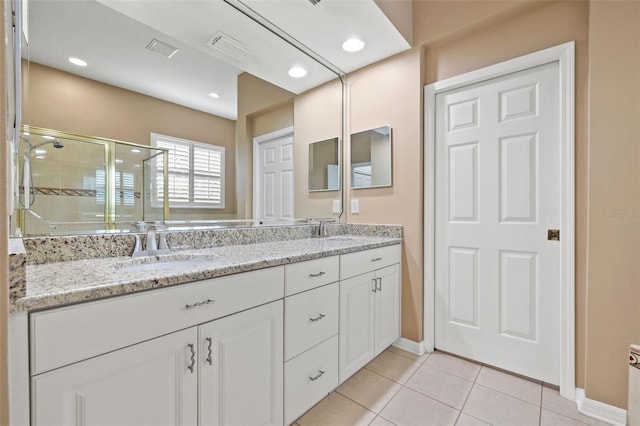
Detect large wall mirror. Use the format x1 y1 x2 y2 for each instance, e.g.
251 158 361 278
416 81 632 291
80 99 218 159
350 126 392 189
16 0 344 236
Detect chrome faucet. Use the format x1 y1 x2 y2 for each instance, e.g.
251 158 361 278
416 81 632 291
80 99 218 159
316 220 330 238
131 222 171 257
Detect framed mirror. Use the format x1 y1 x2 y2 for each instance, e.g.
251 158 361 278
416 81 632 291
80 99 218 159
350 126 392 189
308 137 340 192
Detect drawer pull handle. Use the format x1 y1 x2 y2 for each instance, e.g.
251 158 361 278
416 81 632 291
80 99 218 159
371 257 383 262
309 271 326 278
187 343 196 374
205 337 213 366
185 299 215 310
309 313 326 322
309 370 325 381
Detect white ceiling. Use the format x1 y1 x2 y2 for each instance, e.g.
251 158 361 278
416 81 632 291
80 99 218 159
26 0 410 120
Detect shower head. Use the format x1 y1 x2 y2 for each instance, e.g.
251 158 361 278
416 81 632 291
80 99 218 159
30 139 64 151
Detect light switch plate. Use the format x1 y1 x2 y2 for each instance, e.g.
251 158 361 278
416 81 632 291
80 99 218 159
351 199 360 214
332 199 341 214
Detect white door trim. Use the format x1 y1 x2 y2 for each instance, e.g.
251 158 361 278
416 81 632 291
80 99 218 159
252 126 294 221
423 41 575 399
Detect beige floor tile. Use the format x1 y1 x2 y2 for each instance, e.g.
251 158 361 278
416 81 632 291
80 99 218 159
541 409 592 426
364 350 421 384
406 365 473 409
424 351 481 382
475 366 542 406
369 415 396 426
336 368 402 413
541 387 610 426
386 346 430 363
380 387 460 426
463 384 540 426
455 413 491 426
297 392 376 426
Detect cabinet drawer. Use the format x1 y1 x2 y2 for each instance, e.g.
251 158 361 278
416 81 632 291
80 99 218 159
340 245 401 280
285 282 338 361
285 256 339 296
285 335 338 425
31 266 284 375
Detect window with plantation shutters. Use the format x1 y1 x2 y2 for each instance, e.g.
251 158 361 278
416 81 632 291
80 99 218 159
151 133 225 209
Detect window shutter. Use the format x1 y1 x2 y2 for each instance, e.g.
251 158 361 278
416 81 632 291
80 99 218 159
151 134 225 208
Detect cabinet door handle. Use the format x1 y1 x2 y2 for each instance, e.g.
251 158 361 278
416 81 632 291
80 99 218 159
309 271 326 278
376 277 382 292
205 337 213 366
371 257 383 262
185 298 215 310
372 279 377 293
309 370 325 381
309 313 326 322
187 343 196 374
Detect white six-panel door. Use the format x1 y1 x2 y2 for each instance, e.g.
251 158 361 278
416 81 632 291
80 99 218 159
254 130 294 223
435 62 561 384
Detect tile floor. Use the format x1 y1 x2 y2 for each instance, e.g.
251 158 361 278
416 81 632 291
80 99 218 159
294 348 610 426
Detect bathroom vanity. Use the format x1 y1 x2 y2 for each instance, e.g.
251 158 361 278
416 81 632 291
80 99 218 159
8 229 401 426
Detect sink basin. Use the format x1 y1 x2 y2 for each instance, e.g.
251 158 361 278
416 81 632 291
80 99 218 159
120 258 215 273
117 253 220 273
324 236 362 241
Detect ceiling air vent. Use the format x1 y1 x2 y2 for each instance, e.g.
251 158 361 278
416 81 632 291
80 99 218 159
145 39 179 59
207 31 249 62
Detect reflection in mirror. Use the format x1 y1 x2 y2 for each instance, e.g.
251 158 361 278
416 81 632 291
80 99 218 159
16 127 168 236
350 126 392 189
308 138 340 192
17 0 344 236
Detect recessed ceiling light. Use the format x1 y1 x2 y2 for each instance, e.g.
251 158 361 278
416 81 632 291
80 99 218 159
208 92 220 99
68 57 88 67
288 66 307 78
342 38 365 53
131 148 142 153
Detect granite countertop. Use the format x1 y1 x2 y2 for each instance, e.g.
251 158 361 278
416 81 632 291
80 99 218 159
12 235 402 313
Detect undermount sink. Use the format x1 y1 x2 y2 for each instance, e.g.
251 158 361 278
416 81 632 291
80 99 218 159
117 253 220 273
120 259 214 273
324 236 362 241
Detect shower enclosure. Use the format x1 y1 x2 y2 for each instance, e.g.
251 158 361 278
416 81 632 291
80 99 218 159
15 126 169 236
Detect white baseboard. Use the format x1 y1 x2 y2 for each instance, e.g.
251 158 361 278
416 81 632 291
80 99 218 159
392 338 428 356
575 388 627 426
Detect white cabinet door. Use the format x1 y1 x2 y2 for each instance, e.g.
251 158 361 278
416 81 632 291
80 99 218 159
31 328 198 426
339 272 376 382
199 300 284 426
374 264 401 356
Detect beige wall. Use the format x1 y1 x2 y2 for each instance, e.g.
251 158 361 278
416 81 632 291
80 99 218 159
22 62 237 220
294 79 343 219
585 1 640 408
236 73 295 219
345 47 424 341
0 0 9 420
